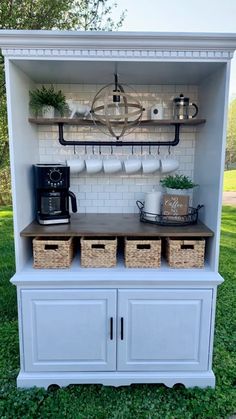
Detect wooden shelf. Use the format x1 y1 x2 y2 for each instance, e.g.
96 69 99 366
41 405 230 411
28 117 206 126
20 213 214 238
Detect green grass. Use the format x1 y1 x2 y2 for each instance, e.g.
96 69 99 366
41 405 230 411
0 206 236 418
224 169 236 191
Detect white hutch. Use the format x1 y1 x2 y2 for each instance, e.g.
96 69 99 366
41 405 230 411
1 30 236 389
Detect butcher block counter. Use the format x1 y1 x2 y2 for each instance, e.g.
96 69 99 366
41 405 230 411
20 213 214 237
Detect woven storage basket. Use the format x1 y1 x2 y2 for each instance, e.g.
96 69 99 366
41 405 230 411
125 237 161 268
33 236 74 269
166 237 205 268
81 237 117 268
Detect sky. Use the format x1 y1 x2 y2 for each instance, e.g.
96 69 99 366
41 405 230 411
113 0 236 100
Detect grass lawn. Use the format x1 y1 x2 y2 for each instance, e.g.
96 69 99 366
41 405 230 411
0 206 236 418
224 169 236 191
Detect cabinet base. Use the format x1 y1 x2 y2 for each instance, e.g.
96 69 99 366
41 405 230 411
17 370 215 389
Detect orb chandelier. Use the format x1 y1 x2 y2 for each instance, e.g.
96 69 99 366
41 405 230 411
91 74 144 140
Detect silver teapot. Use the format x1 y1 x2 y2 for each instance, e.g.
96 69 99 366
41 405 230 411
173 94 198 120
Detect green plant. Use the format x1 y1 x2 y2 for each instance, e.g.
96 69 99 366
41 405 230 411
160 174 198 190
29 85 68 116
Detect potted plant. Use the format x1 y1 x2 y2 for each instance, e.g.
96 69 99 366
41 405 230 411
160 174 198 195
29 85 68 117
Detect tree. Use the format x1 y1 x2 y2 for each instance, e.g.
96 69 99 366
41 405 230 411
226 99 236 169
70 0 126 31
0 0 126 204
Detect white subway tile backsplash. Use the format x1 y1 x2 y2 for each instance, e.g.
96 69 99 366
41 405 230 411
99 192 110 200
37 82 198 213
122 192 134 200
109 192 123 199
86 192 98 200
79 184 91 192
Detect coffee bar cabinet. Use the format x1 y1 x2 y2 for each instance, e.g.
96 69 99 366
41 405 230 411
1 30 236 388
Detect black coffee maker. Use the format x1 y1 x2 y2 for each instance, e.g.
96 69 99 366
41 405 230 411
34 164 77 225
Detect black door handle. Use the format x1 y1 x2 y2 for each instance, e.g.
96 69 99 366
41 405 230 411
121 317 124 340
110 317 113 340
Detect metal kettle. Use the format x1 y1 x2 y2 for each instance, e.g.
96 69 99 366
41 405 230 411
173 94 198 120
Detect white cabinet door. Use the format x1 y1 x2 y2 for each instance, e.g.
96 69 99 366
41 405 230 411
118 289 212 371
21 289 116 372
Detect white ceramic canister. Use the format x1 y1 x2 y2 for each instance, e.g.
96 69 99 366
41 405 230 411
150 104 163 120
144 191 162 220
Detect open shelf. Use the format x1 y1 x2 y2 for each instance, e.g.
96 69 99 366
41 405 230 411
20 213 214 238
18 254 213 277
28 117 206 126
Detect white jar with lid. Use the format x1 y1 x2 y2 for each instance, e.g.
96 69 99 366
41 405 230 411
144 190 162 220
150 104 163 120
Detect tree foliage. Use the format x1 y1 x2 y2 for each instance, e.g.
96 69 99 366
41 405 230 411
226 98 236 168
70 0 126 31
0 0 126 31
0 0 126 204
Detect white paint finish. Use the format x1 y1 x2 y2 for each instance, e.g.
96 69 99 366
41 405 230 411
11 259 223 285
10 60 224 85
193 62 231 271
16 370 215 389
117 289 212 371
4 59 38 271
0 30 236 59
2 30 232 388
21 289 116 372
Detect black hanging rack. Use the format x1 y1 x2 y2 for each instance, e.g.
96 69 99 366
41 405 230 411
58 122 181 147
28 118 206 148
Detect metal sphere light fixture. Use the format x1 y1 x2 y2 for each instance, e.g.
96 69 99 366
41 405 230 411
91 74 144 140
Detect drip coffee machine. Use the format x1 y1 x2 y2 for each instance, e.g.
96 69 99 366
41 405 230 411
34 164 77 225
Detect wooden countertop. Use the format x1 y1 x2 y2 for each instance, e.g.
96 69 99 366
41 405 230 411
20 214 214 237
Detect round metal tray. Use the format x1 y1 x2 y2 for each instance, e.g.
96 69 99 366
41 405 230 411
136 201 204 226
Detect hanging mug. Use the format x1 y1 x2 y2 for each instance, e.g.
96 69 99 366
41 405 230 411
173 94 198 120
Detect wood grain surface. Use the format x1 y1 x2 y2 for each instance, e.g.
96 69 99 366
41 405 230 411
29 117 206 126
20 214 214 238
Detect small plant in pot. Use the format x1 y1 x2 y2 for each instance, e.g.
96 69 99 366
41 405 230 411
160 174 198 195
29 85 68 118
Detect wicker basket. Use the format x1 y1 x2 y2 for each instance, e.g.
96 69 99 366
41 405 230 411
33 236 74 269
166 237 205 268
80 237 117 268
125 237 161 268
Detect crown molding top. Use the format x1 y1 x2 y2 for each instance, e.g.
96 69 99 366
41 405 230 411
0 30 236 50
0 30 236 62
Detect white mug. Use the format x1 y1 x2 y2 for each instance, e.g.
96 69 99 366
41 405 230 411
66 159 85 174
103 159 122 174
160 159 179 174
85 159 103 174
142 159 160 174
124 159 141 174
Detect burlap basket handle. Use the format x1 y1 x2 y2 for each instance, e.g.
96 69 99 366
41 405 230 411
183 240 197 245
44 244 59 251
137 244 151 250
91 244 105 250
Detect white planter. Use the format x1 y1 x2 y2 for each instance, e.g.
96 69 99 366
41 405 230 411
166 187 193 196
42 106 54 118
